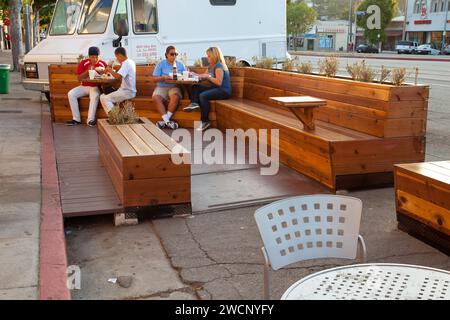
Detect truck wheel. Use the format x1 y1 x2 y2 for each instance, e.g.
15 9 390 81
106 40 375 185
45 92 51 102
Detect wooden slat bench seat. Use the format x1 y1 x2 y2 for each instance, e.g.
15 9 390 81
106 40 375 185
395 161 450 254
98 117 191 208
48 65 244 128
214 98 423 190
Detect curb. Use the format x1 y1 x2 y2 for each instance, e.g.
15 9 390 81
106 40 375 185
39 104 71 300
291 51 450 62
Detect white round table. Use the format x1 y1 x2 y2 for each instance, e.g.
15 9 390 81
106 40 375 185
281 263 450 300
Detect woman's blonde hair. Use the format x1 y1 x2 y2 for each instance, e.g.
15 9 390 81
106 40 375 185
206 47 228 71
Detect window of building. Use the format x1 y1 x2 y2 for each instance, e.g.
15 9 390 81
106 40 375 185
132 0 158 33
414 0 421 13
432 0 439 12
210 0 237 5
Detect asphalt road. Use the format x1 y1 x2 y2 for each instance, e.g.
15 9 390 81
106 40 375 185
292 53 450 161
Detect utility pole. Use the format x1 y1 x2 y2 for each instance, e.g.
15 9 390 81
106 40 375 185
443 0 449 51
24 0 32 53
402 0 409 40
348 0 353 52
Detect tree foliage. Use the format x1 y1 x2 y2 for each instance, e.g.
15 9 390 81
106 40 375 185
287 0 317 36
356 0 397 44
313 0 350 20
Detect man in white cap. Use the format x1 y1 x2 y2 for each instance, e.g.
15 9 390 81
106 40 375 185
67 46 107 127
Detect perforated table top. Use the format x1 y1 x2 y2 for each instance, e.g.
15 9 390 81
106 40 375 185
281 263 450 300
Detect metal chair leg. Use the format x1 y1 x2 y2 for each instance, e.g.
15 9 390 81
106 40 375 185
262 247 271 300
358 234 367 263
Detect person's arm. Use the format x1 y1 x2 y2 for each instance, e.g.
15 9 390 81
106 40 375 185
152 63 170 83
76 62 89 81
201 67 224 86
106 67 123 80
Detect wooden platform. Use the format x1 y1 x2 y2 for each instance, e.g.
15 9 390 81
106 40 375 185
53 124 123 217
54 124 329 218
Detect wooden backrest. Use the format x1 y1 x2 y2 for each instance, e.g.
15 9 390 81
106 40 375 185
241 67 429 138
48 64 244 99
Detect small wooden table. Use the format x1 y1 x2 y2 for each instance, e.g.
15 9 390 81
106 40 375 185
87 77 120 85
395 161 450 254
270 96 327 131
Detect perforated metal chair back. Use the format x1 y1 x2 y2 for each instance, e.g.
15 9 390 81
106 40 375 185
254 195 363 271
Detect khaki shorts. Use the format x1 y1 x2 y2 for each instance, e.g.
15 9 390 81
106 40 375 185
152 86 183 100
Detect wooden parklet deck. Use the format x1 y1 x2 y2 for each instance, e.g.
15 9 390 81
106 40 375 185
53 124 329 218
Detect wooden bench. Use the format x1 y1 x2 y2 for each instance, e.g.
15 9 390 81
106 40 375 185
98 117 191 208
48 65 244 128
213 67 428 190
395 161 450 254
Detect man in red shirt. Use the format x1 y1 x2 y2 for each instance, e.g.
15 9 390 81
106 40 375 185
66 47 107 127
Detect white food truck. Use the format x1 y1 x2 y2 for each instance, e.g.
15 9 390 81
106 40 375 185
21 0 287 99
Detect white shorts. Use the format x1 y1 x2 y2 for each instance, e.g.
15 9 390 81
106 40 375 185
152 86 183 100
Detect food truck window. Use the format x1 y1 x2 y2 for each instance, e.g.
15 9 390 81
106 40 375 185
78 0 114 34
114 0 129 35
132 0 158 33
49 0 83 35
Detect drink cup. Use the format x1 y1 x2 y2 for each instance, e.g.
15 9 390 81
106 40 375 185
182 71 190 80
88 70 97 80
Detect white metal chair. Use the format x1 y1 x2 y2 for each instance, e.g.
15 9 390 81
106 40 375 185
254 194 367 299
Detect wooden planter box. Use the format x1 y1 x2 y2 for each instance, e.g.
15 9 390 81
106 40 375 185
243 67 429 139
395 161 450 254
98 117 191 208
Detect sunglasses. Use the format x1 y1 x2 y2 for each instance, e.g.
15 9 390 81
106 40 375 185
169 52 178 56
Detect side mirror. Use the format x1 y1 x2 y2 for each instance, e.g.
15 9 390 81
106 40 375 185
113 19 129 47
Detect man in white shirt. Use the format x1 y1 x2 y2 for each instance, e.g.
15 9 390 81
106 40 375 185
100 47 136 114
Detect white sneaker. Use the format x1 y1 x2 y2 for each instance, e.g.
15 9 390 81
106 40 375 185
156 120 166 129
196 121 210 132
166 120 179 130
183 103 200 112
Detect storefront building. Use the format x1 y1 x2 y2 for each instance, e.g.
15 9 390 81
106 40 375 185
405 0 450 47
290 20 355 52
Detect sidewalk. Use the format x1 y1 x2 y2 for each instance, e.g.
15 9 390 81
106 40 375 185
0 52 41 299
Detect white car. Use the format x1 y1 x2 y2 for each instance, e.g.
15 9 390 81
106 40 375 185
415 44 440 55
396 41 419 54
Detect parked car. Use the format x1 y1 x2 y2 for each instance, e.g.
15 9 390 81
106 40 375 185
415 43 441 55
356 44 379 53
443 44 450 55
396 40 419 54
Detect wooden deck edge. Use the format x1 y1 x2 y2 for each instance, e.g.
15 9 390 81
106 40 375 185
39 105 71 300
397 213 450 256
335 172 394 191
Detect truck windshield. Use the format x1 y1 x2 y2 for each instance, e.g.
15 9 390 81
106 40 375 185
49 0 83 35
78 0 114 34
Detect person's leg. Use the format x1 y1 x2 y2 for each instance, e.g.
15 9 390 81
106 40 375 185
87 86 101 123
100 89 131 114
199 88 230 123
153 95 167 116
167 87 181 114
190 85 210 104
68 86 89 122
